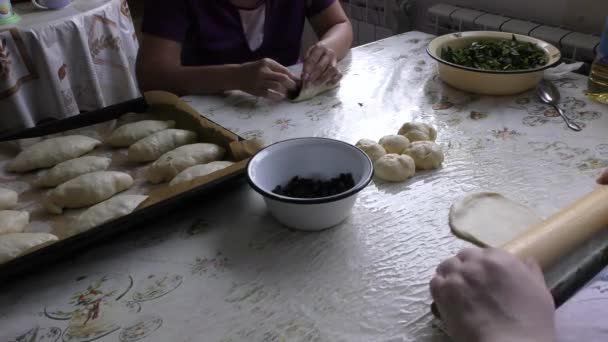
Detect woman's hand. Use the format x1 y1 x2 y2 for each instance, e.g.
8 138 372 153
430 248 555 342
302 42 342 87
237 58 298 101
598 169 608 185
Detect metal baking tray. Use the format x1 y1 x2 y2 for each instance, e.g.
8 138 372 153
0 92 247 282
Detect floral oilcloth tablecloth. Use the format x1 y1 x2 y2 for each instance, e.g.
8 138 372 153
0 0 140 132
1 31 608 342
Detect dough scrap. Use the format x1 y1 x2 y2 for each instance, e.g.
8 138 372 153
0 233 59 263
0 188 18 210
45 171 134 214
69 195 148 236
355 139 386 162
229 138 266 161
0 210 29 235
379 135 410 154
128 129 198 162
398 122 437 142
449 192 543 247
170 161 235 186
107 120 175 147
402 141 444 170
288 82 339 102
146 143 226 184
7 135 101 173
374 154 416 182
33 156 112 188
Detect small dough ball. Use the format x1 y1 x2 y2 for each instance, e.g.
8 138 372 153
379 135 410 154
402 141 444 170
356 139 386 162
398 122 437 142
374 154 416 182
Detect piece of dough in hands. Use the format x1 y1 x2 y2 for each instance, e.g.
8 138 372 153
288 82 339 102
0 210 29 235
170 161 235 186
398 122 437 142
128 129 198 162
0 188 18 210
146 143 225 184
45 171 133 214
0 233 58 263
356 139 386 162
107 120 175 147
7 135 101 173
402 141 444 170
374 154 416 182
379 135 410 154
449 192 543 247
34 156 111 188
68 195 148 236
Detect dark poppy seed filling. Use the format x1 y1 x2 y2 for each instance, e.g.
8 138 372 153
272 173 355 198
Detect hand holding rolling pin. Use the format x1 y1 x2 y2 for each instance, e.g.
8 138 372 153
430 169 608 342
430 248 555 342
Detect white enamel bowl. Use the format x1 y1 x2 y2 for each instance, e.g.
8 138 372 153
427 31 561 95
247 138 374 231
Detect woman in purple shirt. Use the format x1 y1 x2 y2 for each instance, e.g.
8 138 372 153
137 0 353 101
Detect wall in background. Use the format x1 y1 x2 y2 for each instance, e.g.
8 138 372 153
412 0 607 35
127 0 607 58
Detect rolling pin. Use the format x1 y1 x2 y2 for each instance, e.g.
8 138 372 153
431 185 608 319
502 185 608 269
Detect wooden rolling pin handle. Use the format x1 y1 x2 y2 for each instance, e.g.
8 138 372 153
502 185 608 270
432 185 608 320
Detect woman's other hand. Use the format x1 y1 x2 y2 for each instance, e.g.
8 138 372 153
302 42 342 87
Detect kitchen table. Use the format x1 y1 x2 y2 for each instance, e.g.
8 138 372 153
1 31 608 342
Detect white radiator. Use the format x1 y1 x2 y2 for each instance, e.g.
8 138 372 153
427 3 601 63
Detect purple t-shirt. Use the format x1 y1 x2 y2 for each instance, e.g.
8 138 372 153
142 0 335 67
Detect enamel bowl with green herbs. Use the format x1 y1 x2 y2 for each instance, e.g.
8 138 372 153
427 31 561 95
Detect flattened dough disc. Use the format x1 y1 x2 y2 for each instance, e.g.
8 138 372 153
449 192 543 247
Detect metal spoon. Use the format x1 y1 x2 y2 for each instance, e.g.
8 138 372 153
537 80 582 131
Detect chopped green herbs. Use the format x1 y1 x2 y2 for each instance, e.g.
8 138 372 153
441 35 548 71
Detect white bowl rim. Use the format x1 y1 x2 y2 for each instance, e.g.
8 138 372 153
426 31 562 75
246 137 374 205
